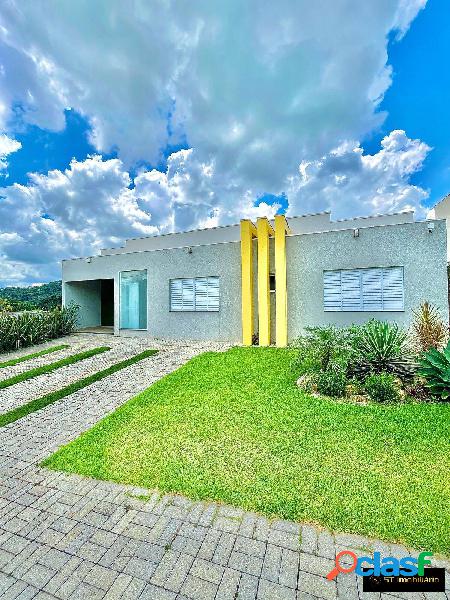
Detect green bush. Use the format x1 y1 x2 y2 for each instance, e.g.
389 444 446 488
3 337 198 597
364 372 401 403
418 340 450 400
291 326 352 374
0 305 79 353
316 368 347 397
403 377 430 401
0 298 13 312
348 320 416 381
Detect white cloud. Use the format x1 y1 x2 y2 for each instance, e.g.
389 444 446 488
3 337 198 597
0 155 158 285
0 130 430 285
287 130 431 218
0 133 21 173
0 1 426 191
0 1 433 284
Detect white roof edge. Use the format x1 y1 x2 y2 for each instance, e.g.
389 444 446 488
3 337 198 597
329 209 414 224
101 209 413 253
288 217 444 238
63 217 443 264
84 209 425 261
125 221 240 243
433 193 450 208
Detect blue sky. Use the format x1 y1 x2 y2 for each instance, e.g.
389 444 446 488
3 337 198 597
363 0 450 208
0 0 445 284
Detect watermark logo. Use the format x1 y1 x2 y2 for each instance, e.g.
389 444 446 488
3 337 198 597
326 550 445 593
326 550 433 579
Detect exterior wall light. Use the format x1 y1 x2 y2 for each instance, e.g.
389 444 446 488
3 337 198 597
85 257 92 263
353 228 359 238
427 222 435 233
186 246 193 254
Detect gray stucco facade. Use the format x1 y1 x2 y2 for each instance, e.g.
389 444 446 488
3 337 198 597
62 211 449 343
64 241 242 341
286 219 448 333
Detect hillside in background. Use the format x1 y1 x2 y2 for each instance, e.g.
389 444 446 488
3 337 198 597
0 280 62 310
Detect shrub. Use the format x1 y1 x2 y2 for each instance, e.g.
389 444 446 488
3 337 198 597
411 302 447 352
296 373 318 394
0 305 79 353
348 320 416 381
403 377 430 401
418 340 450 400
316 368 347 397
291 325 352 374
364 372 401 403
0 298 13 312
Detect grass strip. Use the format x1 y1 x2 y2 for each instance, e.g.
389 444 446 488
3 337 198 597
0 346 111 390
0 344 70 369
0 349 158 427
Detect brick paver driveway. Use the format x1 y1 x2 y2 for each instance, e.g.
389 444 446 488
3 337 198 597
0 335 449 599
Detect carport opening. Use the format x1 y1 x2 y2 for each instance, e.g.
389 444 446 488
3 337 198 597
64 278 114 331
101 279 114 326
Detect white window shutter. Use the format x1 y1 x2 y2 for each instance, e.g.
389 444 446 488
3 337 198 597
382 267 404 310
362 268 383 311
170 279 183 311
181 278 195 310
323 266 404 312
323 271 342 311
206 277 220 311
341 270 362 310
195 278 208 311
170 277 220 312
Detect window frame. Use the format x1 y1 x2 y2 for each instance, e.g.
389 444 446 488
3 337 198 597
323 265 404 313
169 276 220 313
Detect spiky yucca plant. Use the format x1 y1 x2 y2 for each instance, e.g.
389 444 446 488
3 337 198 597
348 320 416 381
411 301 448 352
418 340 450 400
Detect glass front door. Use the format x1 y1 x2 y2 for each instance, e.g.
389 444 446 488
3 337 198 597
120 270 147 329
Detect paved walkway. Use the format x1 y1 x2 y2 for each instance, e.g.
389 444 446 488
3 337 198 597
0 335 448 600
0 335 156 415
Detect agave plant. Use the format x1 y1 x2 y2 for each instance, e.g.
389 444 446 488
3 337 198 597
418 340 450 400
348 320 416 381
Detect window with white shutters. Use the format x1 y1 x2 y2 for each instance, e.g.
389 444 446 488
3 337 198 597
170 277 220 311
323 267 404 312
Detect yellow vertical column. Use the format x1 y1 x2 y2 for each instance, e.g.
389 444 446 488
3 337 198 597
275 215 290 347
257 217 274 346
240 220 257 346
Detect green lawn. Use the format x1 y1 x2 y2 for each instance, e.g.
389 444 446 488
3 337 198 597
43 347 450 555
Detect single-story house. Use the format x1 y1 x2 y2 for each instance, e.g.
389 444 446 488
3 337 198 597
62 210 449 346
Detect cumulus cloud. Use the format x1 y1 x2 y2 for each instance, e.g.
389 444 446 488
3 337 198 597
0 0 426 192
0 130 430 285
0 1 432 284
287 130 431 218
0 156 157 284
0 149 279 284
0 134 21 174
